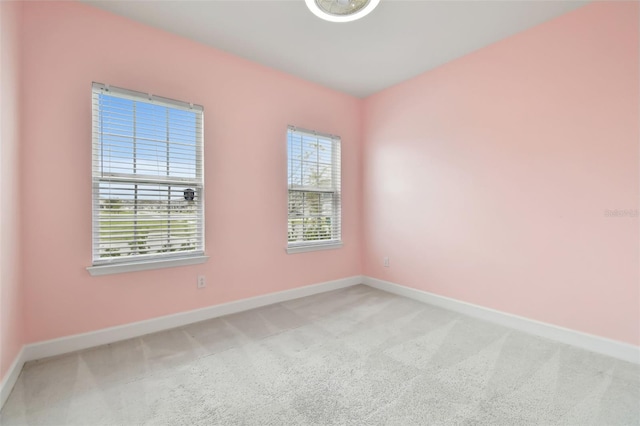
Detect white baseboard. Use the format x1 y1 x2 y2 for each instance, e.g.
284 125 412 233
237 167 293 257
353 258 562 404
23 275 363 363
3 273 635 411
0 346 25 410
0 275 361 410
363 276 640 365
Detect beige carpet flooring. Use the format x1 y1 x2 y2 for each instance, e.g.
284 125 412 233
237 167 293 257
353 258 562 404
1 284 639 425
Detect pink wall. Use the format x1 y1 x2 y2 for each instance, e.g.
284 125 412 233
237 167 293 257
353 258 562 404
363 1 639 345
0 1 25 379
20 1 362 343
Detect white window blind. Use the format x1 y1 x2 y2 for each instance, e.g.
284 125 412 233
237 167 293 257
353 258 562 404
91 83 204 265
287 126 341 251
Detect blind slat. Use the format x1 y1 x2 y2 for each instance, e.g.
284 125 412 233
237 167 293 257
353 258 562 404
92 83 204 263
287 127 341 246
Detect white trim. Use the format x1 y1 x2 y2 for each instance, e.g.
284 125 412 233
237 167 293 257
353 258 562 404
363 276 640 365
22 276 363 362
0 346 25 410
91 83 205 266
286 242 343 254
1 276 362 410
5 274 635 412
87 255 209 276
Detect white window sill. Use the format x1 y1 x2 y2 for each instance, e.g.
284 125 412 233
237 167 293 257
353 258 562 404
87 255 209 276
286 242 343 254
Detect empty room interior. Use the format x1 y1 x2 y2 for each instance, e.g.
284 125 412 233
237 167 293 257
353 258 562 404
0 0 639 424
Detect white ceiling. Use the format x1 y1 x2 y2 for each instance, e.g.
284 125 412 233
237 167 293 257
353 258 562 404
83 0 588 98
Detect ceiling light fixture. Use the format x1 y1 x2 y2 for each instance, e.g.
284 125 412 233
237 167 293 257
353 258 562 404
305 0 381 23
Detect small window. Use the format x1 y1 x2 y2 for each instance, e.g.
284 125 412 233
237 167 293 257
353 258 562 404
89 83 205 273
287 126 342 253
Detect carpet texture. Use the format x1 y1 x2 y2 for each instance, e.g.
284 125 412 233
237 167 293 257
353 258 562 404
1 285 639 425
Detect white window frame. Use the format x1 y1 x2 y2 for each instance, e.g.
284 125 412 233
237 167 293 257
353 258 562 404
287 125 342 254
87 83 207 276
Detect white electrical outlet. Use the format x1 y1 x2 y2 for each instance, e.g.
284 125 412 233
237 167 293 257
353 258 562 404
383 257 389 267
197 275 206 289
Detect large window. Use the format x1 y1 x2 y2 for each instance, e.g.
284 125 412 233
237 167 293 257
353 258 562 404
89 83 205 274
287 126 342 253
